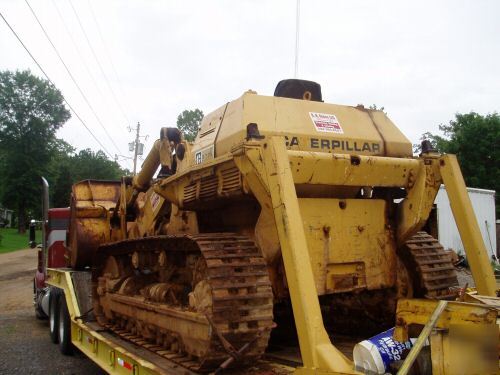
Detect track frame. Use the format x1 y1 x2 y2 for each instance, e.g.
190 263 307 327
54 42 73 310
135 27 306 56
93 234 274 372
47 268 188 375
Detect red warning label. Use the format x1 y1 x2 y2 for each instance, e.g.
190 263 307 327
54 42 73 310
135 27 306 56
309 112 343 134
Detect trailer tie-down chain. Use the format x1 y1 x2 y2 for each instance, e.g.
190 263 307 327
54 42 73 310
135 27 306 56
206 312 276 374
205 313 240 359
75 307 94 321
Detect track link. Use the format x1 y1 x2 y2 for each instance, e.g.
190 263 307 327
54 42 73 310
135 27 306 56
403 231 459 299
95 233 274 372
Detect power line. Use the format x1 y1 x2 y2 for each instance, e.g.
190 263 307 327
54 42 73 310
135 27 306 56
0 10 113 158
87 0 131 115
51 0 133 171
69 0 132 128
25 0 124 156
51 0 108 111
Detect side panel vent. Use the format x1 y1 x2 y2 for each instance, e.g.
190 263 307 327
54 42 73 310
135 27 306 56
199 175 218 200
183 183 197 204
181 165 244 206
220 167 242 195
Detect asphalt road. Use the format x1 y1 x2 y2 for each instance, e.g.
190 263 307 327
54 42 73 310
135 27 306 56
0 249 103 374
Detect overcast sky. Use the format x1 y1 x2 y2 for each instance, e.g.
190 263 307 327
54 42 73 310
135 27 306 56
1 0 499 170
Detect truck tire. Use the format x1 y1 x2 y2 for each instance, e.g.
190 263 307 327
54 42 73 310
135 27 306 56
58 293 73 355
49 288 62 343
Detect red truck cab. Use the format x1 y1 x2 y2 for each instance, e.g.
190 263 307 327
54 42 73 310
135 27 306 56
32 177 70 319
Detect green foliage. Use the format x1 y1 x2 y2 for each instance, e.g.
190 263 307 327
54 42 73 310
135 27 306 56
49 148 126 207
418 112 500 216
0 69 127 227
0 70 70 233
176 109 204 142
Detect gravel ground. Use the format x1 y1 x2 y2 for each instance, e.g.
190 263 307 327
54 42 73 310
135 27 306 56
0 249 102 374
456 267 475 288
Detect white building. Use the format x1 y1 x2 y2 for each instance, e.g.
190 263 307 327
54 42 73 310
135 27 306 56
435 186 497 259
0 207 13 228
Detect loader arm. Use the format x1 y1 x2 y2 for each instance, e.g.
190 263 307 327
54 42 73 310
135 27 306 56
439 154 497 296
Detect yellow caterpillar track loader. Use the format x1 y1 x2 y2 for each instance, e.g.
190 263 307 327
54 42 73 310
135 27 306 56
66 79 497 374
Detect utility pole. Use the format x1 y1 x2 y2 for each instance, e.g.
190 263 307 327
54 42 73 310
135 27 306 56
128 122 147 175
132 122 140 175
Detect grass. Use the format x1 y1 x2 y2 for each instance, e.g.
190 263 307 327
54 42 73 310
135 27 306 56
0 228 42 254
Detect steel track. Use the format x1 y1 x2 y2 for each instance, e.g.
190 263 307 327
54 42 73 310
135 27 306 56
404 231 459 299
96 233 274 372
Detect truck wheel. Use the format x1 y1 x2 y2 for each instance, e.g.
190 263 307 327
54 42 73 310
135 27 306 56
58 293 73 355
49 288 62 343
34 280 47 320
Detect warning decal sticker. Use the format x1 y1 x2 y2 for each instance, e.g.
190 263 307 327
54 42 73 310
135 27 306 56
150 192 161 212
309 112 344 134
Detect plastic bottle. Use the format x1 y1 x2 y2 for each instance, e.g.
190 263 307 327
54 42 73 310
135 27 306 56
353 328 412 374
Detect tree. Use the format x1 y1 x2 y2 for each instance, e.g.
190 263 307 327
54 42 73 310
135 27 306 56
50 148 127 207
418 112 500 216
0 70 70 233
176 109 204 142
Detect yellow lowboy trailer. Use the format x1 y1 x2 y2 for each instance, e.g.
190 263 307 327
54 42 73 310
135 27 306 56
46 268 296 374
45 80 499 374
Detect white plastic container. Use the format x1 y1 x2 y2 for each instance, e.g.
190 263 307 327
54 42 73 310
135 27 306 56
353 328 412 374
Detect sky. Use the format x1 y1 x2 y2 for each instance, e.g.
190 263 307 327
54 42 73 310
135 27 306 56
1 0 499 170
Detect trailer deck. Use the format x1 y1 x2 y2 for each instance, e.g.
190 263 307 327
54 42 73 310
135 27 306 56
46 268 299 374
47 268 500 375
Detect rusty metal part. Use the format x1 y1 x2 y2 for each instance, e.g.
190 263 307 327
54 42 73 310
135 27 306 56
323 233 458 335
68 180 121 269
401 231 459 299
204 312 239 359
94 233 274 372
213 326 272 374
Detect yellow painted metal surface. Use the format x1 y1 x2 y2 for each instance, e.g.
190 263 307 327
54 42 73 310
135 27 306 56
256 136 358 374
196 90 413 162
298 198 395 294
394 298 498 341
396 156 441 244
394 298 498 375
289 151 420 187
439 154 497 296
